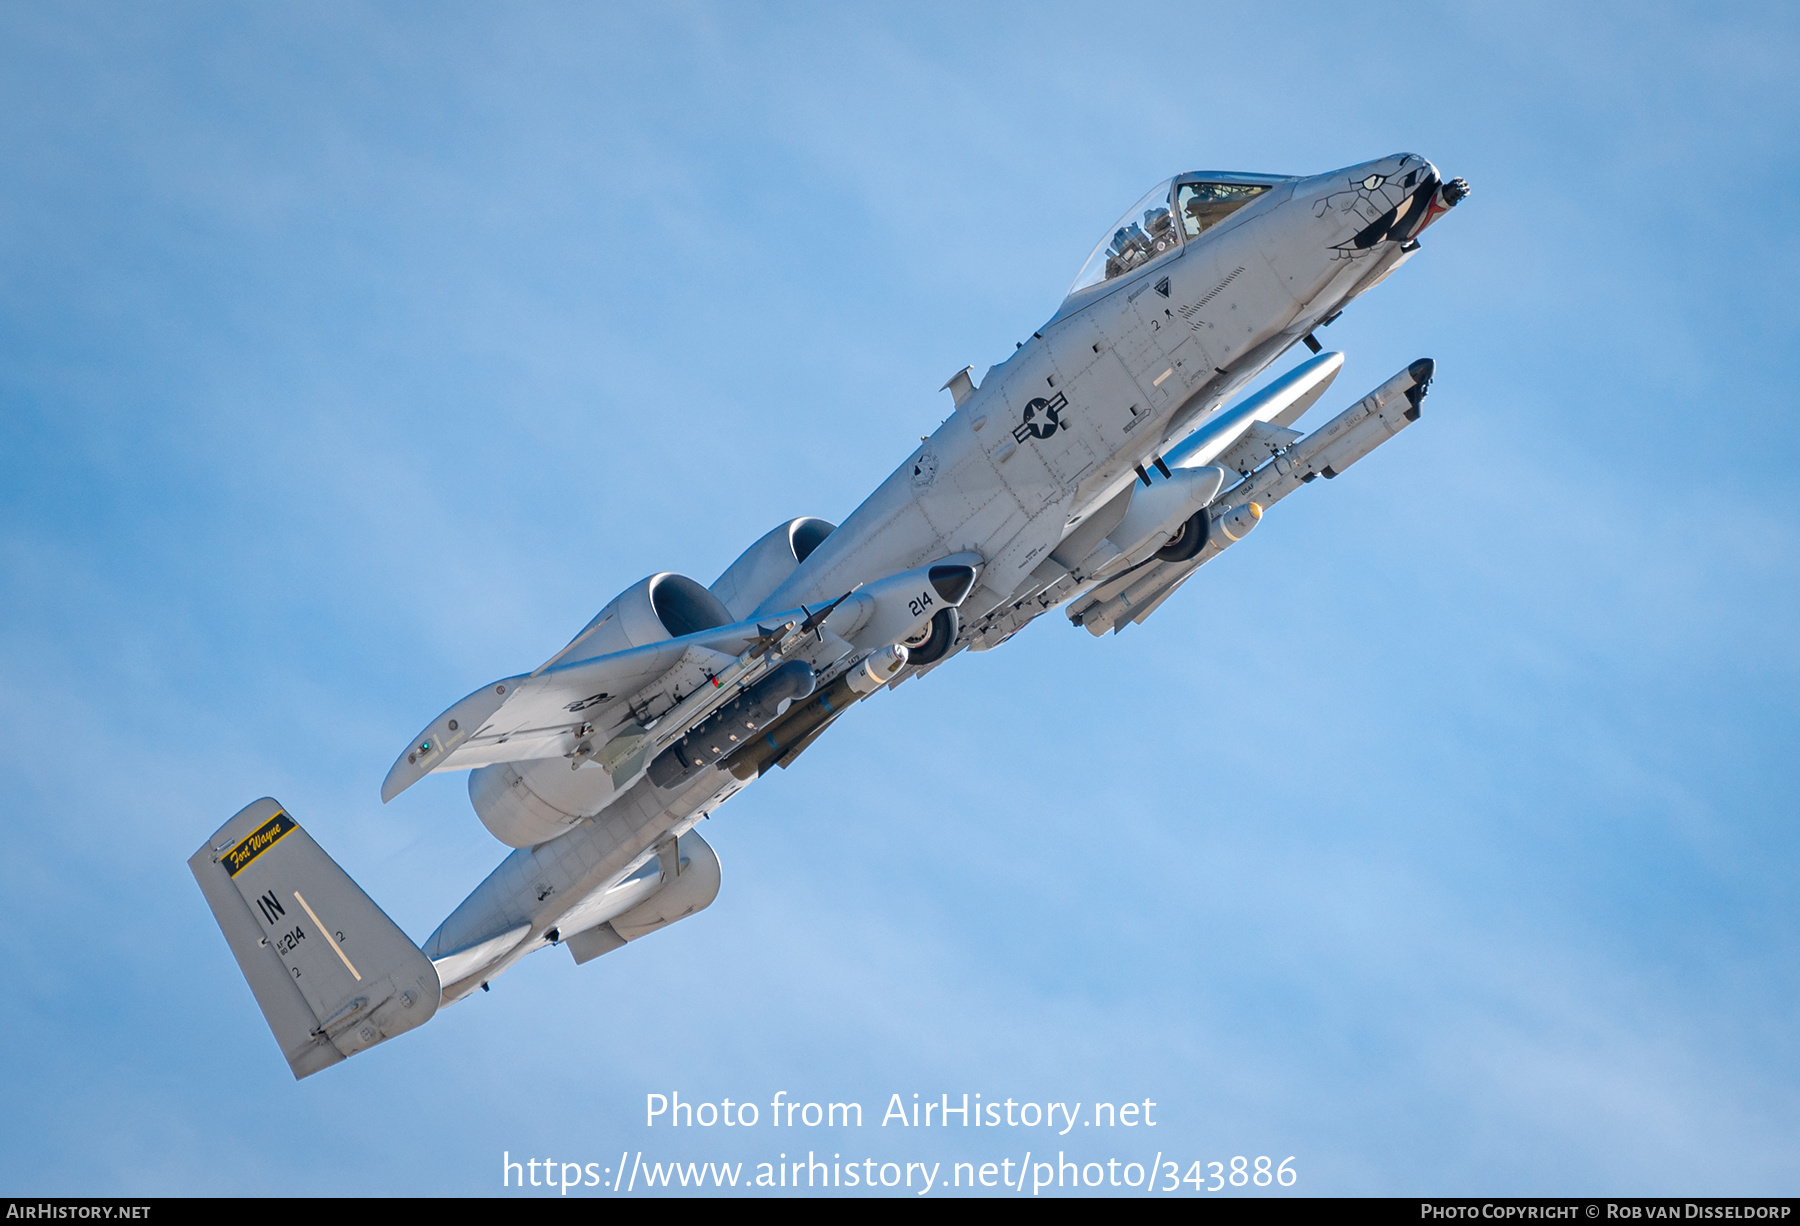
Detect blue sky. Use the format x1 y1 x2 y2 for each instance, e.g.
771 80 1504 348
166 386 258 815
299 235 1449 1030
2 1 1796 1197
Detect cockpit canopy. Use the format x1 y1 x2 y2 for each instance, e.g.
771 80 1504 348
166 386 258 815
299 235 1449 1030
1066 172 1291 298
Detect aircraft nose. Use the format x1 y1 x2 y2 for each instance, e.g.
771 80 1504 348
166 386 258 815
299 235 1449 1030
1298 153 1468 251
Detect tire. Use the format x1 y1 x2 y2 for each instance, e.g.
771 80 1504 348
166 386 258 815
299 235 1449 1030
1154 510 1211 562
900 607 959 667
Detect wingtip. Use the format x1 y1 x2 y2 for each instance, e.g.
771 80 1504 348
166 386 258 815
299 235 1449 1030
379 762 413 804
379 675 522 805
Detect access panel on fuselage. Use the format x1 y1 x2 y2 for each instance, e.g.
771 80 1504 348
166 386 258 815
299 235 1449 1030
1104 277 1175 392
912 417 1031 560
1172 225 1299 376
1005 342 1114 488
970 359 1061 518
1039 317 1164 501
932 430 1030 561
1127 271 1194 363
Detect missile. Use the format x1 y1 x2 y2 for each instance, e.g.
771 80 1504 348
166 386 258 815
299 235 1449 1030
647 659 816 789
722 645 909 782
1067 357 1436 636
1293 358 1433 482
1075 501 1262 634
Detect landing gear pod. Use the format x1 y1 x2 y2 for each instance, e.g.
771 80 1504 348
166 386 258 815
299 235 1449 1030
1107 466 1227 564
1154 510 1210 562
822 557 981 653
901 607 959 667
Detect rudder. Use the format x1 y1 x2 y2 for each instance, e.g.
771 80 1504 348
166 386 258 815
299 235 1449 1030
189 797 441 1079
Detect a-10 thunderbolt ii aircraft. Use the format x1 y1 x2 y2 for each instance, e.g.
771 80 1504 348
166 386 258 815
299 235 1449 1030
191 152 1469 1077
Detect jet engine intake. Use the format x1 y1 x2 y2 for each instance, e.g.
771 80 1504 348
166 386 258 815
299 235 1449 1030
540 572 735 672
710 518 836 620
1105 465 1227 562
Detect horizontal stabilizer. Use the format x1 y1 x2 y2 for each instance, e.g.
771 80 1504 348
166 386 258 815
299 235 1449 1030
189 798 440 1079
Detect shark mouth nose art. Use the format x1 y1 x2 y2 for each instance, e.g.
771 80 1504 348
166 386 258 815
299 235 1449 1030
1338 166 1472 251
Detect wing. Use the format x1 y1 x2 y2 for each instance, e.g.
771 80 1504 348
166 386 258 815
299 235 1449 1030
379 637 737 801
380 554 987 802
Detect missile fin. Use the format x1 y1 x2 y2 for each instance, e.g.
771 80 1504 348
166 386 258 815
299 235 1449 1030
1126 573 1195 628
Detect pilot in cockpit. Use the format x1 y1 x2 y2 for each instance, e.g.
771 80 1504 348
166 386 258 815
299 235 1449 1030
1179 181 1270 238
1104 205 1176 280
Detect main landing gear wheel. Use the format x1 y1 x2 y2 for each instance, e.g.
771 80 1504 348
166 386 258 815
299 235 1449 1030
1154 509 1212 562
900 607 959 668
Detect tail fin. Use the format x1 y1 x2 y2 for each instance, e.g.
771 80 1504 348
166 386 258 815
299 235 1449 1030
189 798 441 1079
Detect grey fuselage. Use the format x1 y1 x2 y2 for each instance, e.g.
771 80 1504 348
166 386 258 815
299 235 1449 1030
425 153 1442 1000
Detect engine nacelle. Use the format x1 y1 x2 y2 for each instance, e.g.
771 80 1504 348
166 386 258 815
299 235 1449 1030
564 829 722 964
710 517 836 620
467 527 844 845
468 758 615 849
546 571 736 670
